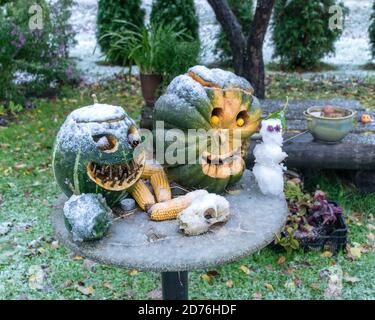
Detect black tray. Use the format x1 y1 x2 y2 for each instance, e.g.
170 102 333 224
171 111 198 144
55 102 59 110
272 202 348 254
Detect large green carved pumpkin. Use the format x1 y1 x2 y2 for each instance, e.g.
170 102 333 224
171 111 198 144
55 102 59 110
52 103 145 206
154 65 262 193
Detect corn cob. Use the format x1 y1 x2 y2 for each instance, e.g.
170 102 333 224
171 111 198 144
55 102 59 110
141 161 172 202
150 171 172 202
129 180 155 211
149 197 190 221
149 190 209 221
141 161 164 179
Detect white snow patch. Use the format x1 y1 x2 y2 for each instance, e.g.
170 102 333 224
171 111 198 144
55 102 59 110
70 103 126 122
63 193 112 242
63 0 375 83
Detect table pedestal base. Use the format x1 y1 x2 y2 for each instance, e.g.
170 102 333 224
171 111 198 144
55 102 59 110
161 271 188 300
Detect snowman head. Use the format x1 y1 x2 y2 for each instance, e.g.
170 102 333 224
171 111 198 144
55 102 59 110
260 118 283 146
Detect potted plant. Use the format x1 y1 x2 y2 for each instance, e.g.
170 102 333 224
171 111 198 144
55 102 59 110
274 181 347 254
104 22 198 105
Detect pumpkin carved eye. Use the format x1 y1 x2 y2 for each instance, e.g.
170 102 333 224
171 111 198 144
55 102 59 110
210 108 223 126
92 134 118 153
236 111 249 127
128 127 141 148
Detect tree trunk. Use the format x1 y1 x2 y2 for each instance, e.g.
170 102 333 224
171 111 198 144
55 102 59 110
207 0 275 99
243 0 275 99
207 0 246 74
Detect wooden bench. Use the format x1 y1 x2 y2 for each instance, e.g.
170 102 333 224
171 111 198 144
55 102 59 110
246 99 375 193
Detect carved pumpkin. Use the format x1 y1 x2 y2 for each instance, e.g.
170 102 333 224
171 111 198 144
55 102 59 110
154 65 262 193
52 103 145 206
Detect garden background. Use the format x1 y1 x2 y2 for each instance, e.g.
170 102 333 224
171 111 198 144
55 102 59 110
0 0 374 300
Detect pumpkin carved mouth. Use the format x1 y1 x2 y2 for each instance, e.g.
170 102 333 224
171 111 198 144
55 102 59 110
201 149 244 179
87 152 145 191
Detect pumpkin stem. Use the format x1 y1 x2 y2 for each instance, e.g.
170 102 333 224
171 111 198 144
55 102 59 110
91 94 99 104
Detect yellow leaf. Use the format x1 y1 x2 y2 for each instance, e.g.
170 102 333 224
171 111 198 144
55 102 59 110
321 251 333 258
73 255 83 260
367 232 375 241
284 281 296 289
310 283 319 290
252 292 262 300
343 272 360 284
51 241 59 249
264 283 274 291
102 282 113 289
201 274 213 284
347 245 362 260
77 285 94 295
128 269 138 276
239 265 250 275
278 256 286 265
225 279 234 288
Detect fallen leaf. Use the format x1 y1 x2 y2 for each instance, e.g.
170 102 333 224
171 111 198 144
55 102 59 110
310 283 319 290
28 236 45 249
72 255 83 260
76 285 94 295
324 266 343 299
128 269 138 276
348 212 364 225
147 288 162 300
252 292 262 300
278 256 286 265
102 281 112 289
284 281 296 289
225 279 234 288
294 277 302 287
264 283 274 291
14 163 27 170
367 233 375 242
239 265 250 275
50 240 59 249
28 265 45 290
201 274 213 284
346 245 362 260
83 259 97 272
207 270 220 277
321 251 333 258
343 273 360 284
59 280 72 289
226 189 242 195
283 267 295 275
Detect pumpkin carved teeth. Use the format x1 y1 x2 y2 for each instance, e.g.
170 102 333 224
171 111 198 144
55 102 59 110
87 160 144 191
201 149 244 178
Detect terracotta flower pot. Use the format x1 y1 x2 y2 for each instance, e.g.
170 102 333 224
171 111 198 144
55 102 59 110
140 73 163 106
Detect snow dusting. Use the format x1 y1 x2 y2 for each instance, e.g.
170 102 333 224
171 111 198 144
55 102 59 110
63 193 113 241
64 0 375 83
188 65 253 90
70 103 126 123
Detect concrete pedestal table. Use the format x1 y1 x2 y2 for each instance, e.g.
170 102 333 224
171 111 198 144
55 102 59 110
52 171 288 300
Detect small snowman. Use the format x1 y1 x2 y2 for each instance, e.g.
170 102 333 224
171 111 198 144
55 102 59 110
253 103 288 197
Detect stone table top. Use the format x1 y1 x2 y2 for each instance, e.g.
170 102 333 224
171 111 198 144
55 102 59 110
52 170 288 272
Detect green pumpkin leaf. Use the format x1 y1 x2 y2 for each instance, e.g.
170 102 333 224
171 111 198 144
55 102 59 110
265 97 289 130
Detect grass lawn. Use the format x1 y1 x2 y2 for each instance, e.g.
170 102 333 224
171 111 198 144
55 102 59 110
0 74 374 300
